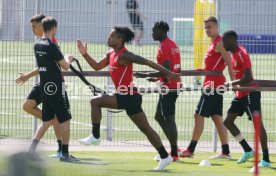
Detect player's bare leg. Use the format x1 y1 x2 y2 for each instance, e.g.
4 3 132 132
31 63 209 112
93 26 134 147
210 115 231 159
130 112 172 170
78 94 117 145
224 113 253 163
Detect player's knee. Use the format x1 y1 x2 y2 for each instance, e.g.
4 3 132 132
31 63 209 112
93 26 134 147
194 113 202 120
23 101 33 113
154 115 162 122
223 118 231 129
90 98 99 107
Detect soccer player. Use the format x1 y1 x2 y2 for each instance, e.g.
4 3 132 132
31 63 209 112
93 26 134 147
222 30 272 167
181 16 235 159
126 0 145 44
77 26 180 170
29 16 77 162
15 14 62 158
134 21 181 162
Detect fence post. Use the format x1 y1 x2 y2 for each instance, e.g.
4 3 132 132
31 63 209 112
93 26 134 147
106 0 115 141
211 0 220 153
32 0 41 138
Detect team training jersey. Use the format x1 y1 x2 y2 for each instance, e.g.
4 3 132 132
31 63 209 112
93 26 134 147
34 38 64 96
232 45 256 98
203 36 226 88
157 37 181 89
109 47 136 94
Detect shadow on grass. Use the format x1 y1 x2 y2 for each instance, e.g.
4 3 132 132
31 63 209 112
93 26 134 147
76 157 102 161
176 160 223 166
110 169 183 174
61 160 111 166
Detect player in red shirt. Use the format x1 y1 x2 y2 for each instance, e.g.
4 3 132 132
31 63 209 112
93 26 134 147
223 30 271 167
77 26 180 170
135 21 181 162
15 14 62 158
181 16 235 159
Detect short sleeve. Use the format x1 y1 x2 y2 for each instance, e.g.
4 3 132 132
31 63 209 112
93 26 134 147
50 43 64 62
236 51 251 71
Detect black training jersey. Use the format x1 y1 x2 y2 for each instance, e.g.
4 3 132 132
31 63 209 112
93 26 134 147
34 38 64 96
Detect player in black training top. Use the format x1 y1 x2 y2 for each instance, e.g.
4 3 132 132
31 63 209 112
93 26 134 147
29 16 78 162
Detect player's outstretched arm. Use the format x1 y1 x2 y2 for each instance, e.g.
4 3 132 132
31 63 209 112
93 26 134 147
77 40 109 71
15 68 39 85
134 60 171 79
120 51 179 81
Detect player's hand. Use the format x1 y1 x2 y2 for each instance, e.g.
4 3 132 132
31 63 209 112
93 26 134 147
196 68 205 71
224 81 231 87
77 39 88 56
166 72 180 82
15 73 29 85
133 72 148 78
65 54 74 63
147 78 159 82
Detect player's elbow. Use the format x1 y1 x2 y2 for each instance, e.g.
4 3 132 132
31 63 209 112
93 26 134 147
243 76 253 84
93 66 101 71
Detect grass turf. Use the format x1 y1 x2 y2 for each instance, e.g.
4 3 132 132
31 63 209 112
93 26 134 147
0 151 276 176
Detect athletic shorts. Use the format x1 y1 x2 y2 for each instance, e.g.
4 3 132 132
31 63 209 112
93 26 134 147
195 89 223 117
227 91 261 121
42 91 71 123
115 93 143 116
26 84 42 105
156 92 178 117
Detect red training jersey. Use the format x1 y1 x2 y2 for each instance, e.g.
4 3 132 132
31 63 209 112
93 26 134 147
232 45 256 98
157 37 181 88
203 36 226 88
109 47 136 94
52 37 57 44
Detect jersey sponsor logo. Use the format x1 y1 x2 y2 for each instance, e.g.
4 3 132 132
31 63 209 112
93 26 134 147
174 64 181 70
38 67 47 72
234 60 237 67
114 56 119 62
171 48 180 55
110 66 118 72
36 51 46 56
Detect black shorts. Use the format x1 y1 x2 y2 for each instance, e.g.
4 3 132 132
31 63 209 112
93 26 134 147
42 91 71 123
115 93 143 116
156 92 178 117
227 91 261 120
26 84 42 105
195 90 223 117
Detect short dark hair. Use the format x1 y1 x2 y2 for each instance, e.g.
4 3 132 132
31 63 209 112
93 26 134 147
30 14 45 23
153 21 169 32
204 16 218 24
113 26 135 43
223 30 238 40
42 17 57 32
